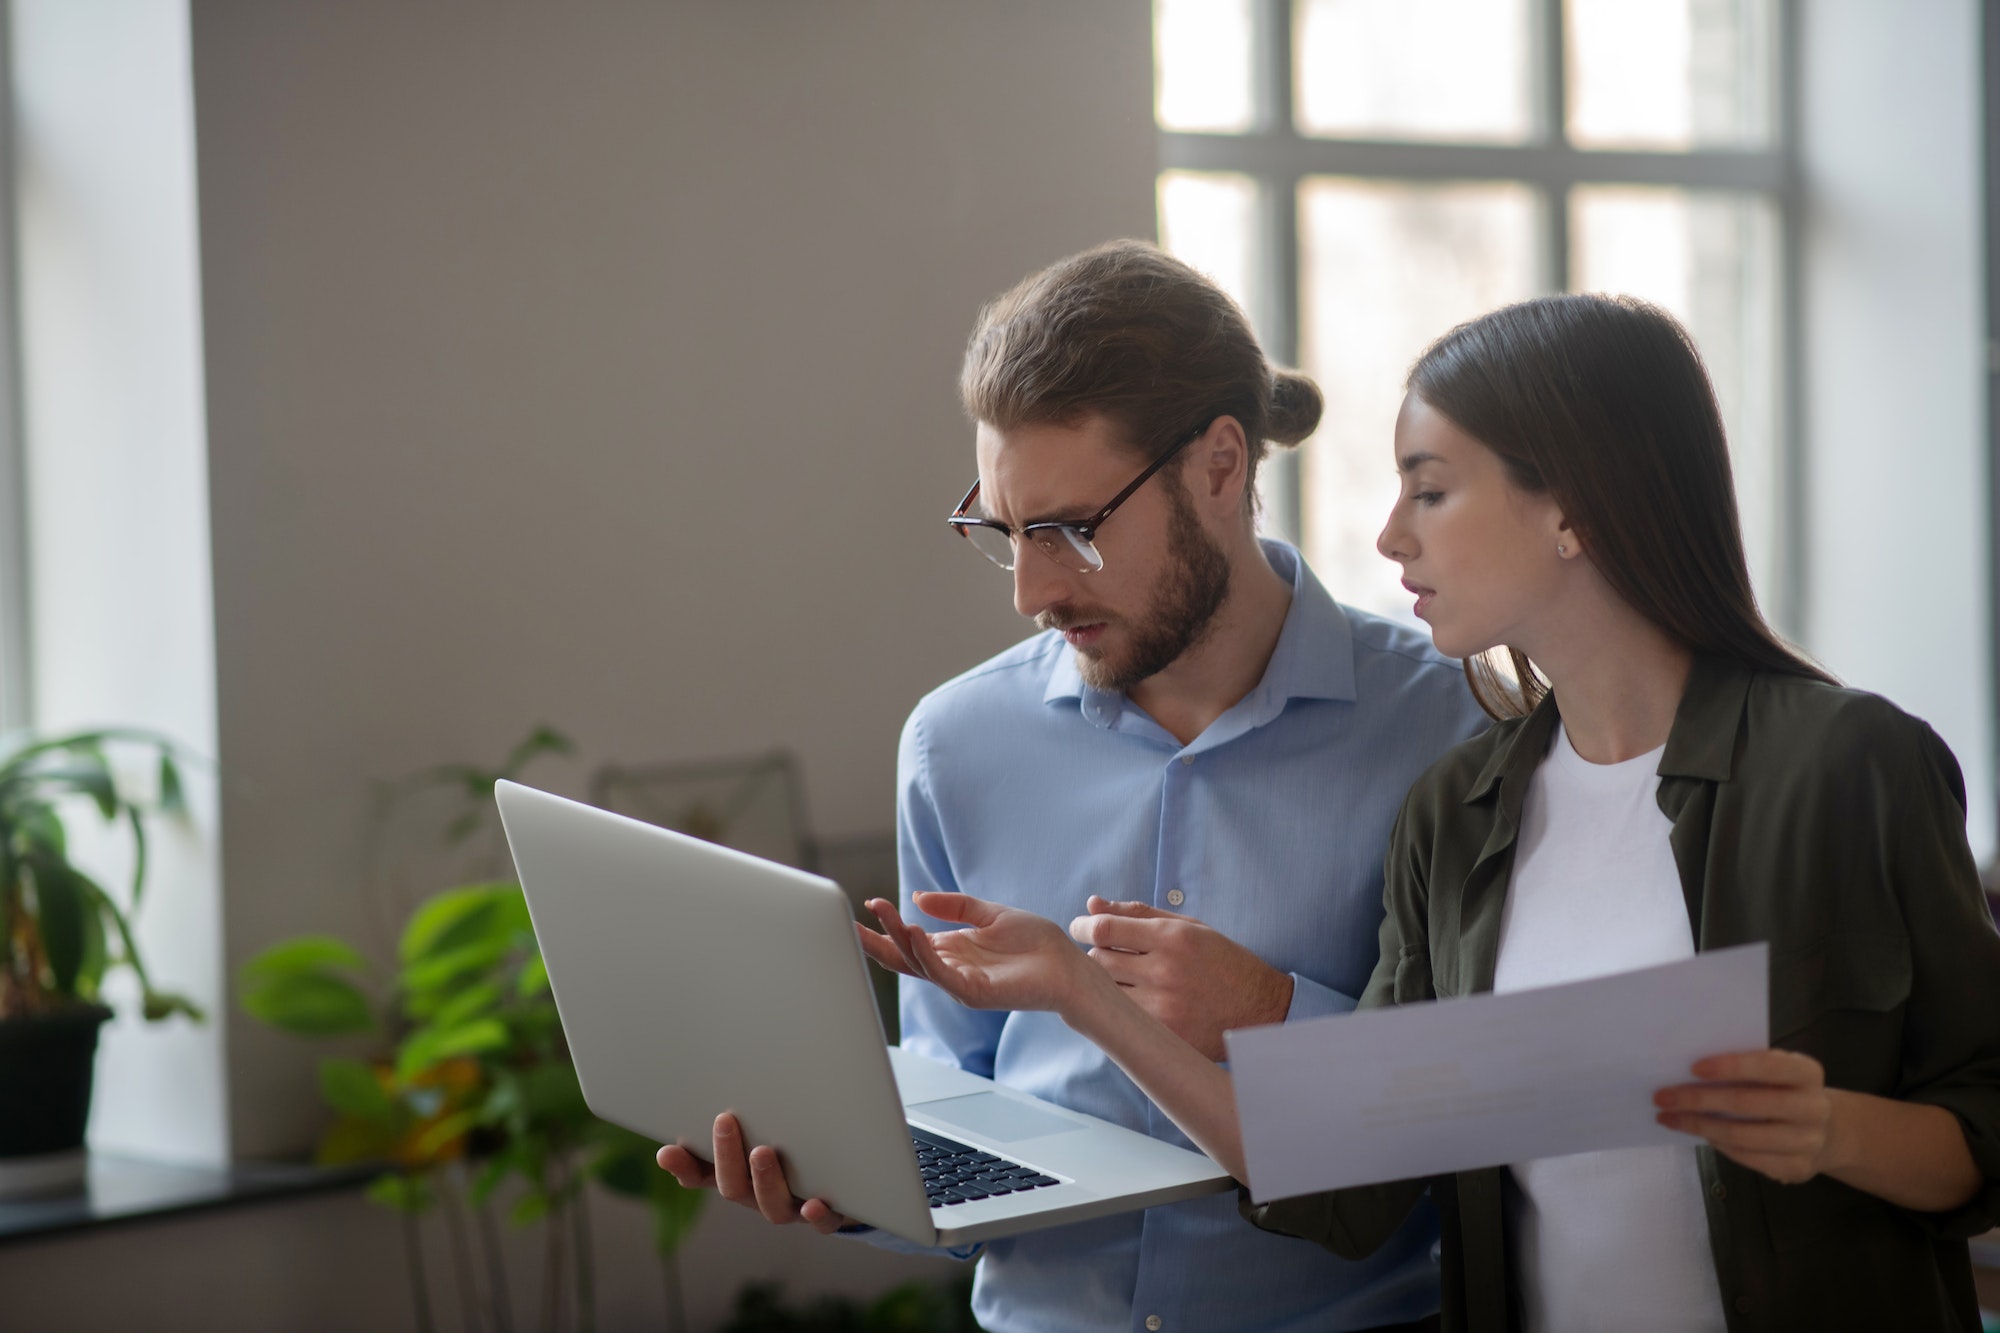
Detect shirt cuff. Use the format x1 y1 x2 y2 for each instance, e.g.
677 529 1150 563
1285 973 1357 1022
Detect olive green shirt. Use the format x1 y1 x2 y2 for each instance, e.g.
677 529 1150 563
1242 656 2000 1332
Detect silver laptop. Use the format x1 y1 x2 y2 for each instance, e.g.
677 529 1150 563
493 779 1232 1246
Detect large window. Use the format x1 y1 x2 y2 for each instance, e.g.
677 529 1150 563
1156 0 1791 625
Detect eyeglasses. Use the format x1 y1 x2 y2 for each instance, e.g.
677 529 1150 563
946 423 1207 574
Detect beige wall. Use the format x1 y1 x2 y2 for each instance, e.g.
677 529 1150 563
2 1182 959 1332
186 1 1157 1158
0 4 1151 1319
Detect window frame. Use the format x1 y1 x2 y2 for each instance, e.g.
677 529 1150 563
1157 0 1803 632
0 2 30 735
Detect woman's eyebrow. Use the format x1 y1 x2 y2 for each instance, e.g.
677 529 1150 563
1396 450 1447 474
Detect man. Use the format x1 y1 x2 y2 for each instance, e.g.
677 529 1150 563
660 241 1488 1332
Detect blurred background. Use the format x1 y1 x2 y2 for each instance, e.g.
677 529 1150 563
0 0 1989 1328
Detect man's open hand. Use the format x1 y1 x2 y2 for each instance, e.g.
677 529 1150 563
858 892 1094 1014
1068 896 1293 1061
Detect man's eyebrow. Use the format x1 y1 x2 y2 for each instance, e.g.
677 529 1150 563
1396 450 1447 474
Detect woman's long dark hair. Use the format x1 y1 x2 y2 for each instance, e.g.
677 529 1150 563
1408 294 1834 718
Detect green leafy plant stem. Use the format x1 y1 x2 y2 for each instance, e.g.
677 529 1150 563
436 1169 483 1333
402 1206 439 1333
475 1195 517 1333
572 1173 595 1333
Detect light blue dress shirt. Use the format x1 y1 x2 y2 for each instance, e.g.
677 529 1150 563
890 542 1491 1333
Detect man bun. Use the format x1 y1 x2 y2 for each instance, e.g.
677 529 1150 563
963 242 1319 512
1266 369 1323 447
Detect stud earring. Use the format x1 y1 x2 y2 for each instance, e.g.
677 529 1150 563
1557 544 1568 556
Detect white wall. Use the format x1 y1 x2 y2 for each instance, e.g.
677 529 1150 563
186 0 1158 1153
13 0 228 1166
1798 0 1993 856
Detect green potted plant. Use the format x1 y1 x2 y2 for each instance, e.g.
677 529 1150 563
242 728 704 1333
0 729 202 1197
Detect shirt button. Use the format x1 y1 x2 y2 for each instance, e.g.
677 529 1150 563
1146 1318 1163 1331
1710 1181 1728 1200
1734 1295 1753 1314
1179 754 1193 765
1166 889 1185 907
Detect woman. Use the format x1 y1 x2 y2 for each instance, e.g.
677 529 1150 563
858 294 2000 1332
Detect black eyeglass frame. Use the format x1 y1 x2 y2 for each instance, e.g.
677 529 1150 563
945 420 1212 573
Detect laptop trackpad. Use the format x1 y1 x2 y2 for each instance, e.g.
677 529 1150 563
910 1093 1086 1144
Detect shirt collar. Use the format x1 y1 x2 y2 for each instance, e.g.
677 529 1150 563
1463 651 1753 804
1042 539 1356 727
1658 653 1753 781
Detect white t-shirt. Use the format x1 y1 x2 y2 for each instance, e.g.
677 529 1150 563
1492 722 1726 1333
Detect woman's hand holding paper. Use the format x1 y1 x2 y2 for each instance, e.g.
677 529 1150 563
1654 1049 1980 1212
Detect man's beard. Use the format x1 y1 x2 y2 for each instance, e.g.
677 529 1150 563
1041 483 1232 694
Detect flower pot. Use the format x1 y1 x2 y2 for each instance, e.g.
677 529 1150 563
0 1004 112 1199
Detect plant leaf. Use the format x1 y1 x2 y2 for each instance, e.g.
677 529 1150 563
424 980 500 1033
365 1172 434 1215
515 951 549 999
141 990 206 1022
241 935 370 983
500 726 574 778
394 1018 510 1082
29 858 87 996
591 1148 650 1199
318 1113 402 1167
399 884 527 964
22 754 119 821
508 1192 550 1227
320 1057 396 1122
15 801 67 859
401 939 514 997
469 1152 512 1205
0 726 177 774
125 804 149 913
585 1123 660 1198
411 1108 481 1160
74 893 109 1000
158 753 186 815
515 1060 588 1122
241 971 376 1036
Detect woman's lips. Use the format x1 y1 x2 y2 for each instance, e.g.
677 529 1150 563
1401 579 1435 617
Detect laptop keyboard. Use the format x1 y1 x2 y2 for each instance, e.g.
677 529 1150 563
912 1125 1061 1207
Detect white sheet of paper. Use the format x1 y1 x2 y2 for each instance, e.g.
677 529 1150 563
1225 943 1769 1203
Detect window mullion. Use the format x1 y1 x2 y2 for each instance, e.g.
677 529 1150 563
1252 0 1300 369
1539 0 1571 293
1538 0 1567 147
1259 0 1305 543
1161 133 1789 193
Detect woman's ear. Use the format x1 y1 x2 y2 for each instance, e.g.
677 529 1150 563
1551 515 1582 560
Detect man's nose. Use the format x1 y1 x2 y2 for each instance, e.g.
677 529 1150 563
1011 545 1071 619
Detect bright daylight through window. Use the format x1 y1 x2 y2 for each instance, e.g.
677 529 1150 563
1155 0 1787 626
